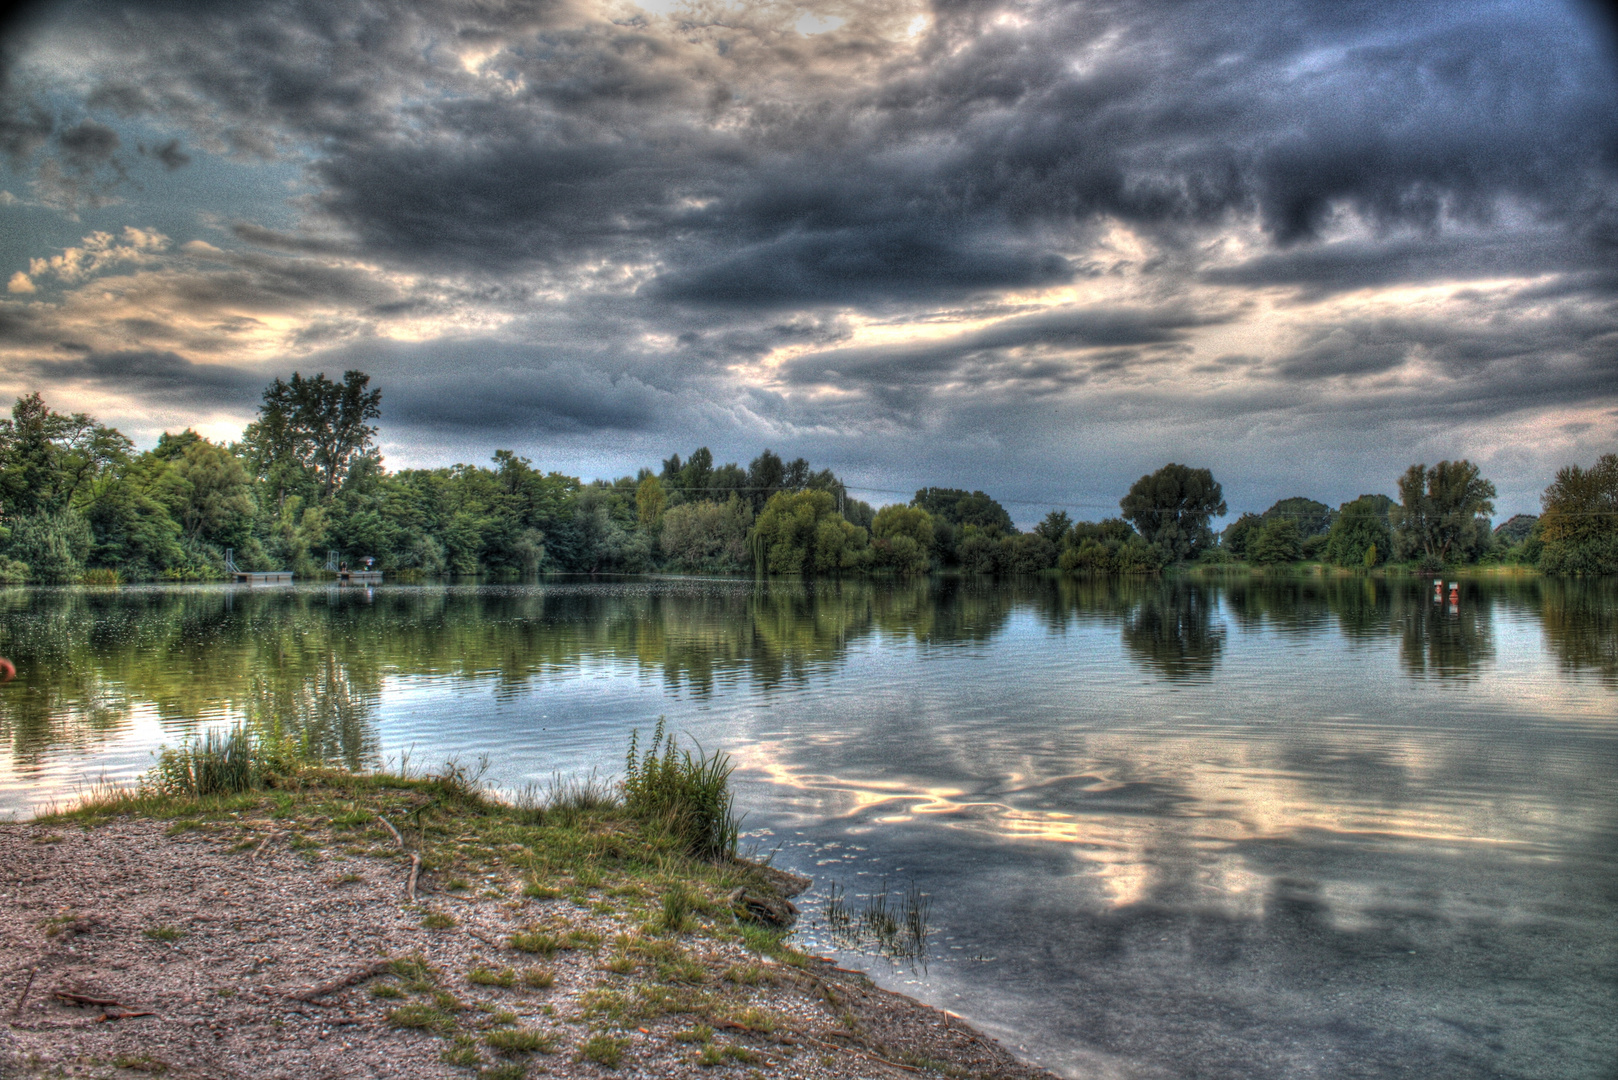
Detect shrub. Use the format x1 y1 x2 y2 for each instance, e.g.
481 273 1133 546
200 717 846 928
623 719 738 860
148 728 275 796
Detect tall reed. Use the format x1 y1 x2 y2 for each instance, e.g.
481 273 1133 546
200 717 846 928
623 718 739 861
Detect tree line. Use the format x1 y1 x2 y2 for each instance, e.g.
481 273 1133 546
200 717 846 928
0 372 1611 583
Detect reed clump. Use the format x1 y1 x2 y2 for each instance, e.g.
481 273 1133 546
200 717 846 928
147 727 300 797
623 718 739 861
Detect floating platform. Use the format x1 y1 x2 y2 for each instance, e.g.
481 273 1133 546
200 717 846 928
337 571 382 584
235 571 294 585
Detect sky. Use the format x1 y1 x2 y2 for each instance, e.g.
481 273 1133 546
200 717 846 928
0 0 1615 526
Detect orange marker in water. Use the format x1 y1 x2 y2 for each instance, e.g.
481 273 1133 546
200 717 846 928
0 658 13 682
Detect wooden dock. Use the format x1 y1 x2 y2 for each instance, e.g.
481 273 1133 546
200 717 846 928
234 571 294 585
337 571 383 584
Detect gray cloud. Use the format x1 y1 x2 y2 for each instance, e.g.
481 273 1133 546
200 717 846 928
24 347 261 404
0 0 1614 519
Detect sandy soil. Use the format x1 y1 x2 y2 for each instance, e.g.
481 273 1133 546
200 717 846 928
1 819 1058 1080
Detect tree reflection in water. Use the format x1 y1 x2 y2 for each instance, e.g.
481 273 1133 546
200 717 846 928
0 574 1613 773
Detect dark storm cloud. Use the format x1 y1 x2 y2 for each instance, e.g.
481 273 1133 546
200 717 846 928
1 0 1615 511
24 347 260 404
8 0 1610 299
321 340 675 435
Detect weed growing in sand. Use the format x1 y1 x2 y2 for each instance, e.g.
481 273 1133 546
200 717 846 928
143 925 185 943
386 1003 456 1035
421 910 457 930
467 966 516 988
674 1023 713 1044
578 1033 628 1068
508 930 560 955
519 967 555 990
479 1063 528 1080
485 1028 557 1054
370 983 404 1000
602 953 636 975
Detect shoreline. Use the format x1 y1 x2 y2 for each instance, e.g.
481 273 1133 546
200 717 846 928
2 771 1059 1080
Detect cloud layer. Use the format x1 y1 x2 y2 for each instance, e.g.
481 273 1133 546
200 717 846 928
1 0 1615 518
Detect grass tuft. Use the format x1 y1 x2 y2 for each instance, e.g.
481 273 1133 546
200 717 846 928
623 719 739 861
578 1033 629 1068
485 1028 557 1054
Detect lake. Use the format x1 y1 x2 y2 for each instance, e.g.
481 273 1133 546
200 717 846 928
2 575 1614 1079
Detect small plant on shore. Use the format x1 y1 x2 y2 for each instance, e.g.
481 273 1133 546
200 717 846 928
143 925 185 942
485 1028 556 1054
578 1033 628 1068
508 930 561 955
519 967 555 989
623 718 739 861
145 727 298 797
387 1002 456 1034
467 966 516 988
421 910 457 930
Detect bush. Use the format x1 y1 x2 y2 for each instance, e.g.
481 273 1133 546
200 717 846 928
5 510 92 583
623 719 738 861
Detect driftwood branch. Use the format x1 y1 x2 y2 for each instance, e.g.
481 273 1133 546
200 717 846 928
11 967 36 1016
285 961 392 1003
376 816 404 848
406 853 421 901
249 834 273 861
53 991 121 1008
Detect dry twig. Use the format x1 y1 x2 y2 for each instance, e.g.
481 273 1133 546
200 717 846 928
376 816 404 848
11 967 36 1016
285 961 392 1003
406 853 421 902
53 991 121 1008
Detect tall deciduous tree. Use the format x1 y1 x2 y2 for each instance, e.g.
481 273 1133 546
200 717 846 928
1119 463 1226 561
1538 453 1618 575
242 371 381 503
1392 461 1496 563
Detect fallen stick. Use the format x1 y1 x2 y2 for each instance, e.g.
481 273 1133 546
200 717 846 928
97 1009 156 1021
53 991 122 1008
286 961 392 1003
249 834 273 861
12 967 36 1016
406 853 421 901
799 1033 923 1073
376 816 404 848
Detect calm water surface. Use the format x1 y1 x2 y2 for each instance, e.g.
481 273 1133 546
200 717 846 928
2 576 1614 1079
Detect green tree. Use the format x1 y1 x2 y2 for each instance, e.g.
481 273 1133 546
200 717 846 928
1261 497 1335 537
1538 454 1618 575
5 509 94 582
1248 518 1303 565
1324 495 1394 568
660 498 753 571
871 505 934 575
1119 463 1226 561
242 371 382 504
912 487 1014 532
1392 461 1496 564
1035 510 1072 543
0 392 133 515
750 490 868 574
1222 512 1263 560
636 474 667 529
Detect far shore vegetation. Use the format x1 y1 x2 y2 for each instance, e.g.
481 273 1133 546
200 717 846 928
0 371 1613 585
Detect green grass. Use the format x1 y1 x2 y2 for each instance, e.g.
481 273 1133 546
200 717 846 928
467 966 516 988
623 719 740 860
484 1028 557 1054
578 1033 629 1069
519 967 555 990
421 910 457 930
507 930 561 955
143 925 185 943
386 1003 456 1035
369 983 405 1000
